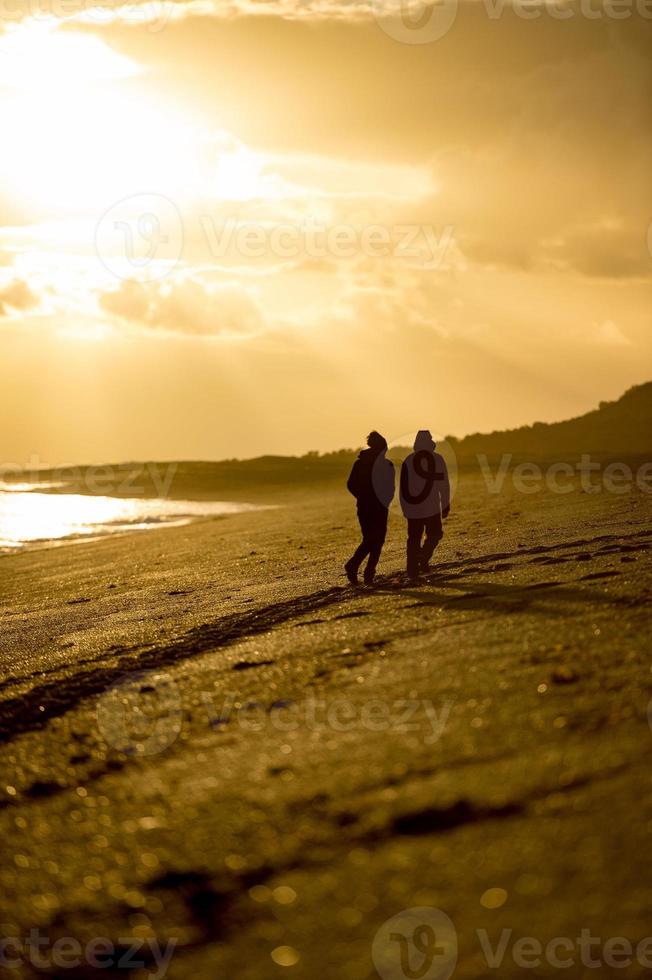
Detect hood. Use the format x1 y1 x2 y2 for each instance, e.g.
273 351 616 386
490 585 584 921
413 429 436 452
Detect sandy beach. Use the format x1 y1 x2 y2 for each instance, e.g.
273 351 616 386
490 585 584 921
0 0 649 970
1 470 651 978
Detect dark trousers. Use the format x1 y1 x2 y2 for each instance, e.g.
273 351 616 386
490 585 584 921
349 505 388 580
407 515 443 577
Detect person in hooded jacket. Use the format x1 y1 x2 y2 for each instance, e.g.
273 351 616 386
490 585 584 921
400 429 451 582
345 431 395 586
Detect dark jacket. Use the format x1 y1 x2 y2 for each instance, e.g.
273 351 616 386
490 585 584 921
347 449 395 510
400 449 450 520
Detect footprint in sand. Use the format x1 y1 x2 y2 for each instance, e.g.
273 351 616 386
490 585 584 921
25 780 62 799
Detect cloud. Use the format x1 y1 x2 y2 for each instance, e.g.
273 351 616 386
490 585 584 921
98 275 264 336
537 221 652 280
0 278 40 316
2 11 648 288
57 0 377 30
51 0 652 33
135 14 649 283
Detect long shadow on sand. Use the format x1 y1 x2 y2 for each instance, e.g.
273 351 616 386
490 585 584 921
376 574 605 616
1 528 646 746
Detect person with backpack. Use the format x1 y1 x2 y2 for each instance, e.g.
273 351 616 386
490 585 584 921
399 430 450 583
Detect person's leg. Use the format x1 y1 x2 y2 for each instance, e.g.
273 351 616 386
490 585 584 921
363 510 388 584
350 537 371 568
345 511 373 582
406 519 424 579
421 514 444 570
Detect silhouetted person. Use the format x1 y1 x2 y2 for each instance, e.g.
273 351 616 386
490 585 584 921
400 430 450 582
345 431 395 586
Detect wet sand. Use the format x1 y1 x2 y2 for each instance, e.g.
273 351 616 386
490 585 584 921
1 474 651 979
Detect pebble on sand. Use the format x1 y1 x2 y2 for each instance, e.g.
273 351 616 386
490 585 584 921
271 945 300 966
480 888 508 909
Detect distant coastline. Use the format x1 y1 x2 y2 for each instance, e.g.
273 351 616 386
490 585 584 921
1 382 649 502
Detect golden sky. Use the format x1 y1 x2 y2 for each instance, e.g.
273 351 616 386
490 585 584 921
0 1 650 462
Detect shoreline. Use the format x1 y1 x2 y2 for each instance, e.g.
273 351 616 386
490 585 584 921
0 489 276 556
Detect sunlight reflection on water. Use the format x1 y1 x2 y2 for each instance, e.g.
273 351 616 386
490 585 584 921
0 484 263 551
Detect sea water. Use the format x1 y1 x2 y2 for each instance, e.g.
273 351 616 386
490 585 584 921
0 483 263 552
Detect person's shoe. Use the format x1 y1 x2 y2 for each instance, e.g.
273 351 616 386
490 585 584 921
344 560 359 586
363 572 376 587
405 573 422 587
